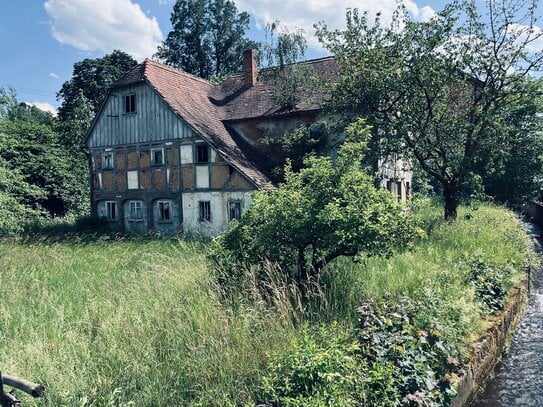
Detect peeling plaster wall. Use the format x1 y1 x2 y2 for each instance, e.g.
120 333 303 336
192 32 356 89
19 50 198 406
182 191 252 237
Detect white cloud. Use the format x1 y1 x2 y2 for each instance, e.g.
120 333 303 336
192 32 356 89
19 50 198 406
508 23 543 52
25 102 58 116
235 0 435 50
44 0 163 61
49 72 60 79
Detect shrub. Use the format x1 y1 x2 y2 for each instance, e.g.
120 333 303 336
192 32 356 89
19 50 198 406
466 256 511 313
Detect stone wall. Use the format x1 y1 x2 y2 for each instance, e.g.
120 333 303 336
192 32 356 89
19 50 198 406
450 280 528 406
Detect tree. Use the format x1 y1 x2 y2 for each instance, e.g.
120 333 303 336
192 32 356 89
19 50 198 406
57 50 137 121
316 0 543 219
213 119 421 282
155 0 258 79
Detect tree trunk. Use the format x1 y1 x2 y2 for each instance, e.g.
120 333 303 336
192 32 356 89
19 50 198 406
443 183 459 221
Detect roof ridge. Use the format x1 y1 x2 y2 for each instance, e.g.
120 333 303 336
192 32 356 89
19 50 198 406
143 59 212 87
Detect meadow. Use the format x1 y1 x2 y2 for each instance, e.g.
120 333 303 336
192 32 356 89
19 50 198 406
0 200 534 405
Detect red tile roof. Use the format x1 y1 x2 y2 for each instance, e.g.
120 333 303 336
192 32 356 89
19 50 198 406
92 56 339 188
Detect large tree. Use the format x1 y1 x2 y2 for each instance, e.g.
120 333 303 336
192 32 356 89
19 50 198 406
316 0 543 219
155 0 257 79
57 50 137 121
213 120 420 283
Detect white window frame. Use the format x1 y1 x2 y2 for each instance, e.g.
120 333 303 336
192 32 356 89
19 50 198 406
157 200 172 223
151 148 164 166
105 201 117 221
227 200 242 222
198 201 211 222
129 200 143 221
102 151 114 170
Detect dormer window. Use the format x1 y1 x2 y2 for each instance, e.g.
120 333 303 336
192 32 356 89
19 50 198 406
125 94 136 113
196 144 209 163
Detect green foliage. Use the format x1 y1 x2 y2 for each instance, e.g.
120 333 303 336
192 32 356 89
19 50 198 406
156 0 258 79
213 119 422 283
260 323 366 407
256 122 331 182
357 297 460 406
316 0 543 219
466 256 512 313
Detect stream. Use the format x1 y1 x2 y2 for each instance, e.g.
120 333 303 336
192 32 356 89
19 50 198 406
472 223 543 406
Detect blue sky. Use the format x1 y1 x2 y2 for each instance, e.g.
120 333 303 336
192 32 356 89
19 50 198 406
0 0 504 114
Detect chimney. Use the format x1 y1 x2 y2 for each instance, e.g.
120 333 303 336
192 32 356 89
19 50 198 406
243 49 257 87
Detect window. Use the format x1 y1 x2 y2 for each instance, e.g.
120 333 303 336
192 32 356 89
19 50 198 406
125 94 136 113
198 201 211 222
105 201 117 221
196 144 209 163
386 180 393 192
102 152 114 169
158 200 171 222
129 200 143 220
406 182 411 200
127 171 139 189
228 201 241 221
151 148 164 165
396 181 402 202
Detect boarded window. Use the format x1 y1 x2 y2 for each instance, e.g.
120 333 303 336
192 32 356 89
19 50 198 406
158 201 171 222
127 170 139 189
129 200 143 220
151 148 164 165
228 201 241 221
125 94 136 113
196 144 209 163
180 145 193 164
105 201 117 221
198 201 211 222
102 152 114 169
196 166 209 188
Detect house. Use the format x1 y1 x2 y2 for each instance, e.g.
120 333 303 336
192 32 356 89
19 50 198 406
83 50 411 235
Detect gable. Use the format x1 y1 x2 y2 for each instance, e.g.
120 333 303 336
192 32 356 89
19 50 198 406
86 82 199 148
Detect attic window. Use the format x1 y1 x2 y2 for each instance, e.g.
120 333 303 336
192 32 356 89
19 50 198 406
196 144 209 163
125 94 136 113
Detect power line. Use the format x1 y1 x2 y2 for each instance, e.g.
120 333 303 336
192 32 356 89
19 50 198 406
0 84 57 98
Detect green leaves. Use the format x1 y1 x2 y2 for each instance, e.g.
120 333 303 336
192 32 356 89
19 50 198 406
213 119 421 283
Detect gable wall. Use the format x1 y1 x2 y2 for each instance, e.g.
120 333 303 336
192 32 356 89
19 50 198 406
87 82 199 148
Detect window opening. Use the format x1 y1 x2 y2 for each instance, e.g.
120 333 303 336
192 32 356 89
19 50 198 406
105 201 117 221
158 201 171 222
151 148 164 165
228 201 241 221
196 144 209 163
102 152 114 169
129 200 143 220
198 201 211 222
125 94 136 113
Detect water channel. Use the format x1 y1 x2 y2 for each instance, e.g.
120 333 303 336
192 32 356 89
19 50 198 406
472 223 543 406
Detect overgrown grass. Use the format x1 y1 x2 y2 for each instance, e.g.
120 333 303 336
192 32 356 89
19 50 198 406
0 200 535 405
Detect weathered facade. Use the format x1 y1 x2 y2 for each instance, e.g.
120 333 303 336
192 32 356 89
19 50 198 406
84 50 411 236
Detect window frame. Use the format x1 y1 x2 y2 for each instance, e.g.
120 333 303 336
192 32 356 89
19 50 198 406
195 144 209 164
151 148 164 166
157 200 172 223
227 200 242 222
124 94 136 114
101 151 114 170
129 200 143 221
105 200 117 221
198 201 211 222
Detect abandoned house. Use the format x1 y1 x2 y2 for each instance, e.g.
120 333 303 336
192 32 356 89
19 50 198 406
83 50 412 235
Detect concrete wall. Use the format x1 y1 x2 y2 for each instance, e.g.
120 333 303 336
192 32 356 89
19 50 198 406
182 191 252 237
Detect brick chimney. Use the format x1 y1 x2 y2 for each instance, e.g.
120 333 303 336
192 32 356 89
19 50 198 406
243 49 257 87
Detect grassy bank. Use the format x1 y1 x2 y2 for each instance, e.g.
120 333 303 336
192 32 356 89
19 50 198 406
0 200 535 405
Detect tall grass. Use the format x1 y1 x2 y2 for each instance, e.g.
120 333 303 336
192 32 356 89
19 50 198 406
0 200 534 405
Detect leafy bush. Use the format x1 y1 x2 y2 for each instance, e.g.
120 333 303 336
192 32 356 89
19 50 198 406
466 256 511 313
357 297 461 406
259 323 367 407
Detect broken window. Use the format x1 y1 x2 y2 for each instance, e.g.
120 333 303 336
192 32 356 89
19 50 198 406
158 200 171 222
198 201 211 222
228 201 241 221
196 144 209 163
105 201 117 221
102 151 114 169
125 94 136 113
129 200 143 220
151 148 164 165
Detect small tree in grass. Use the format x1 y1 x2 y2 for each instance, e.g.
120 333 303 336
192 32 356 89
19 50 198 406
213 119 422 283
